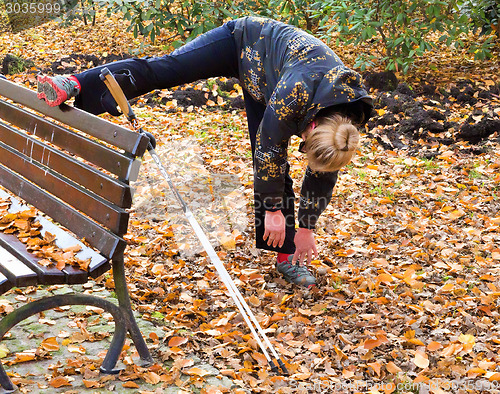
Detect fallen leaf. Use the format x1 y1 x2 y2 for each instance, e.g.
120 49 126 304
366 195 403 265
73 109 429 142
40 337 59 352
427 341 443 351
414 350 429 369
386 361 402 374
49 376 72 388
168 336 188 347
185 367 211 377
122 381 140 388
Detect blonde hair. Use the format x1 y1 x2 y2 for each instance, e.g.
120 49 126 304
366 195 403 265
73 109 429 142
304 115 359 172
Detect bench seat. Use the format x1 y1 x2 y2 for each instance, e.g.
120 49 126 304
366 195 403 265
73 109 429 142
0 76 153 392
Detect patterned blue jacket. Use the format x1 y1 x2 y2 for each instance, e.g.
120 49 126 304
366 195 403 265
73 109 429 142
233 17 372 228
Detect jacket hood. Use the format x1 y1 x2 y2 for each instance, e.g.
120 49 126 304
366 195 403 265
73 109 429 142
297 65 373 132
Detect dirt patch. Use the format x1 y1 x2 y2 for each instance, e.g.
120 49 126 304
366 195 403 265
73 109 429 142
46 53 131 74
363 71 399 91
1 54 35 75
365 71 500 156
133 77 245 112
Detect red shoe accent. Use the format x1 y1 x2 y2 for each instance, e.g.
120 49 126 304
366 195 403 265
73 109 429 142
69 75 81 91
277 253 292 264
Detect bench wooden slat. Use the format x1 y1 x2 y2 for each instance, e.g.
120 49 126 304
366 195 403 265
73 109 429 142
0 271 12 295
0 164 126 260
0 141 129 235
0 78 150 157
0 187 110 277
0 245 38 287
0 118 133 208
0 233 66 284
0 99 142 181
35 216 110 278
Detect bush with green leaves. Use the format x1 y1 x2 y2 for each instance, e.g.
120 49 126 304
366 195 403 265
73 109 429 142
87 0 243 47
312 0 497 73
460 0 499 37
77 0 321 47
61 0 497 73
262 0 322 31
60 0 98 26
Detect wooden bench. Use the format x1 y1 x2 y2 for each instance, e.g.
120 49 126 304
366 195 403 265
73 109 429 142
0 77 153 392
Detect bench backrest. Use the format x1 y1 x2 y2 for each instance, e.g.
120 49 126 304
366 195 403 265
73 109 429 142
0 78 149 266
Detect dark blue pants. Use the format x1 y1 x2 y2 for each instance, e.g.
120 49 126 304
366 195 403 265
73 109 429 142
74 21 296 254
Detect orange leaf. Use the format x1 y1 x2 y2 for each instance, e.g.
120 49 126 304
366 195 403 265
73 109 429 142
173 358 195 369
10 350 36 364
185 367 211 377
50 376 72 388
383 383 396 394
342 367 355 378
83 380 102 388
440 343 462 357
414 350 429 369
67 344 86 354
489 373 500 381
220 369 236 379
427 341 443 351
220 234 236 250
367 362 382 376
251 352 268 366
298 308 324 317
40 337 59 352
448 209 465 219
459 334 475 352
376 273 394 284
248 295 261 307
386 361 402 374
291 372 312 380
439 283 454 293
467 367 486 376
122 381 140 388
149 332 159 341
270 313 286 322
38 259 52 267
364 338 383 350
142 371 161 385
168 336 188 347
291 316 311 325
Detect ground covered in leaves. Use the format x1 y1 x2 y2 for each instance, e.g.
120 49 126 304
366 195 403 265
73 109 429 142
0 10 500 394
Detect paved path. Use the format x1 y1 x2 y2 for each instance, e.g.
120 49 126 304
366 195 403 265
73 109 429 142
0 283 239 393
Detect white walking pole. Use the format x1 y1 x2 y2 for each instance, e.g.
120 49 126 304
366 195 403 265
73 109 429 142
100 68 288 375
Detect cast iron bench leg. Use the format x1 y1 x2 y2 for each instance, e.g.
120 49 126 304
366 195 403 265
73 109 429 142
112 256 154 367
0 294 128 391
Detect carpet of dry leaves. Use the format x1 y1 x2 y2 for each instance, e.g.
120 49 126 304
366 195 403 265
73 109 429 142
0 10 500 394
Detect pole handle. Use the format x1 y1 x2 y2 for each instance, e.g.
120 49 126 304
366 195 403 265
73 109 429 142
99 67 136 122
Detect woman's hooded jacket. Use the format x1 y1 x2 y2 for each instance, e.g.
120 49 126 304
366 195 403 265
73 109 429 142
232 17 373 228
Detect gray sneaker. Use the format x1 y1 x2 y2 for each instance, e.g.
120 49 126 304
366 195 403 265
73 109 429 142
37 75 80 106
276 255 316 288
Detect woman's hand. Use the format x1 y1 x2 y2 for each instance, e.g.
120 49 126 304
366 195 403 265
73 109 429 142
264 210 286 248
292 228 318 266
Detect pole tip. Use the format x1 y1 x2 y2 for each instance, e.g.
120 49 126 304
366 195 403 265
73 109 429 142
278 359 289 375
